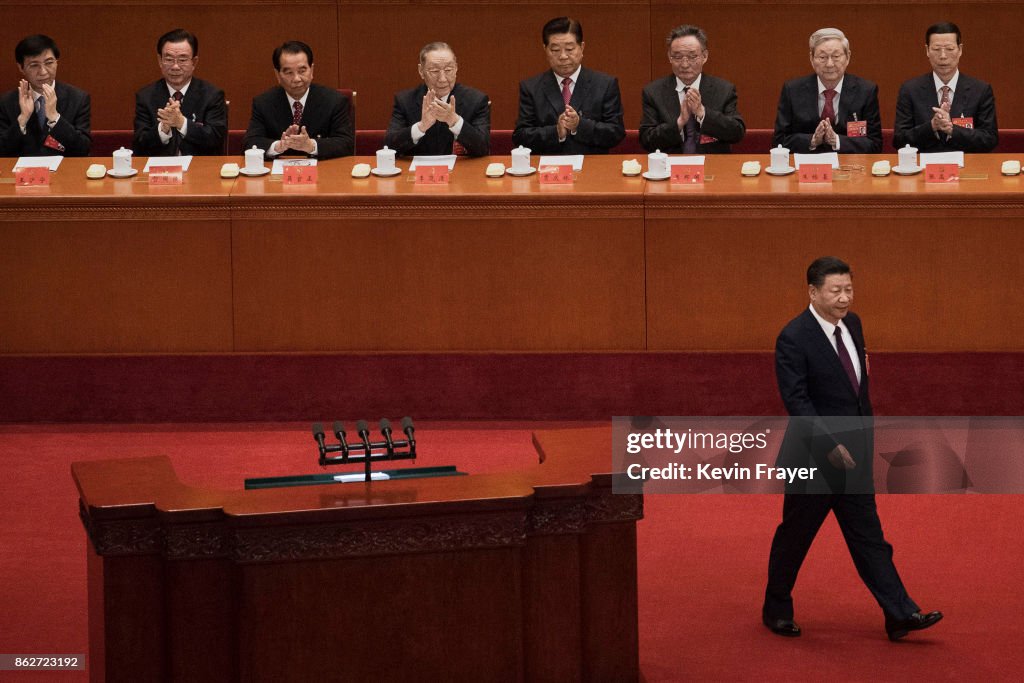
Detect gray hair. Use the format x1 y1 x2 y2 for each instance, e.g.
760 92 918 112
419 41 454 64
666 25 708 51
809 28 850 56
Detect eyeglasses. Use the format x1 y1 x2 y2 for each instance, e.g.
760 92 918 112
928 46 959 54
161 56 194 67
424 66 457 78
669 52 704 64
813 53 847 64
24 58 57 71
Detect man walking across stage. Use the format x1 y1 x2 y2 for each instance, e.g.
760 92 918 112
762 256 942 641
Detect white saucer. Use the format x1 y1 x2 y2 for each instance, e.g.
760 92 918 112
239 167 270 177
505 166 536 177
765 166 796 176
106 168 138 178
371 167 402 177
892 165 923 176
642 171 670 181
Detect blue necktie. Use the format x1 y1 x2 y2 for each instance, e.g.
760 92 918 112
682 87 698 153
35 96 46 130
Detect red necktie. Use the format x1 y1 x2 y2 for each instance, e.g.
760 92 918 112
821 88 836 123
834 326 860 395
940 86 951 108
173 91 183 103
292 100 303 126
561 78 572 106
171 91 184 154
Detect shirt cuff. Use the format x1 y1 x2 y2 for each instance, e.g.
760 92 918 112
448 116 464 137
46 113 60 128
411 122 426 143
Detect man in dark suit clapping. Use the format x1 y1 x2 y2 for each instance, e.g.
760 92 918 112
133 29 227 157
772 28 882 154
893 22 997 153
513 17 625 155
243 41 354 160
639 25 745 154
0 34 90 157
762 257 943 642
384 42 490 157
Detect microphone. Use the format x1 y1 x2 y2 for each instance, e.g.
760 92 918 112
333 421 349 457
356 419 372 454
380 418 395 455
401 416 415 440
311 422 326 451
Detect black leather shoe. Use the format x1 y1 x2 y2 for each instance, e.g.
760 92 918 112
886 610 943 641
763 615 801 637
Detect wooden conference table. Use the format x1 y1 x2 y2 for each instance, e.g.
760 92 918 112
2 155 1022 354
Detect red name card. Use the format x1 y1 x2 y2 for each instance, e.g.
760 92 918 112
670 164 704 184
415 164 450 185
539 164 574 184
925 163 959 183
148 165 183 186
798 163 833 183
283 164 318 185
952 117 974 129
14 166 50 186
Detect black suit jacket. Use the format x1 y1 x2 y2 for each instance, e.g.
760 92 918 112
384 82 490 157
513 67 625 154
775 308 873 493
639 73 745 153
0 81 90 157
242 83 354 159
893 72 997 153
133 78 227 156
772 74 882 154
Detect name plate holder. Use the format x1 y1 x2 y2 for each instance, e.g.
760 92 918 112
14 167 50 186
539 164 574 185
148 165 183 186
283 164 318 185
798 164 833 183
925 163 959 183
670 164 704 185
414 165 450 185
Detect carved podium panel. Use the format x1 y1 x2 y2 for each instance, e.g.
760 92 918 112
73 427 640 682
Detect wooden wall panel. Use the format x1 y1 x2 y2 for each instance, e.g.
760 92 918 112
0 2 1020 135
0 217 234 353
231 214 647 351
645 215 1024 352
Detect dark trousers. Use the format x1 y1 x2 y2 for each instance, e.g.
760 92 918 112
763 494 919 620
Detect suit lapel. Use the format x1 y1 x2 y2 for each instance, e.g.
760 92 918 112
569 68 589 111
837 77 857 124
803 311 858 395
802 76 819 122
180 80 200 119
950 78 971 117
275 87 294 130
663 76 682 119
544 72 566 116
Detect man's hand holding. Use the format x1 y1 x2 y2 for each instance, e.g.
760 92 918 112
157 98 185 134
559 105 580 138
40 83 58 122
16 79 34 127
810 118 829 149
827 444 857 470
428 93 459 127
282 125 315 154
821 119 837 148
418 92 438 133
684 87 705 121
931 102 953 135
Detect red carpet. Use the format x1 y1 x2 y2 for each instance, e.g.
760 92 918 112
1 421 1022 680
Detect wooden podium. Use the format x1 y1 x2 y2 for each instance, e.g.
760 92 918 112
73 427 640 682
